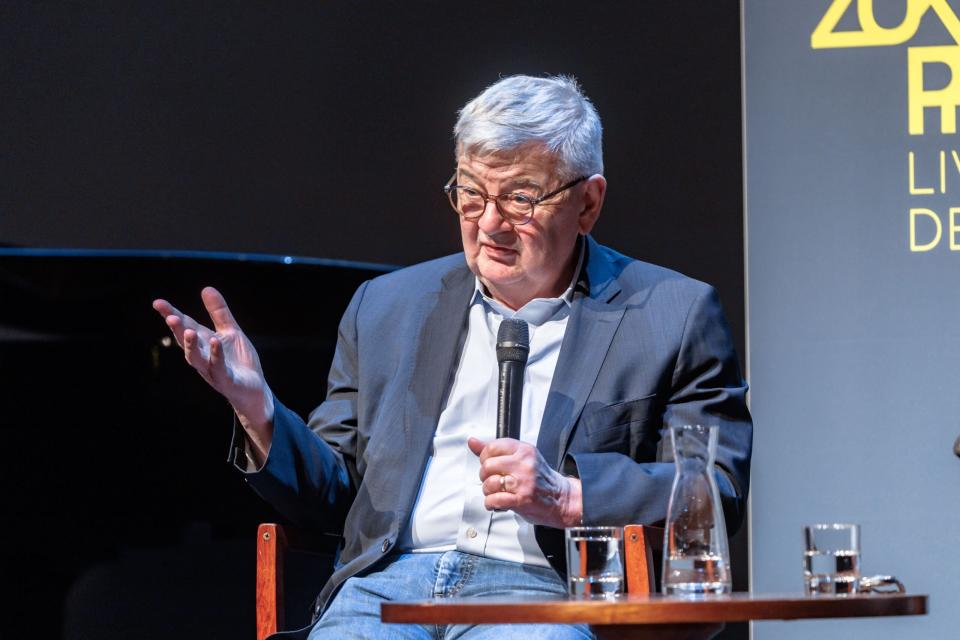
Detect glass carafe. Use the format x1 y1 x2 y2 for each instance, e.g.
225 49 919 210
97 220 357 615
662 424 731 595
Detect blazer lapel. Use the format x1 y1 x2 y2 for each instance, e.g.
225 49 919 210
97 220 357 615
398 262 474 517
537 236 626 468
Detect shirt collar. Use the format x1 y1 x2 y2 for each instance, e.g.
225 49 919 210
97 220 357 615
472 235 585 325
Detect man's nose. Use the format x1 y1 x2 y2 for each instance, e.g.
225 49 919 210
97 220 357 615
476 198 511 234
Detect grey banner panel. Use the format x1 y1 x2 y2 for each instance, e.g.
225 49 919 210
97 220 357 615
744 1 960 638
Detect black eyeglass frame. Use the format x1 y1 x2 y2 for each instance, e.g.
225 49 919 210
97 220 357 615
443 173 589 226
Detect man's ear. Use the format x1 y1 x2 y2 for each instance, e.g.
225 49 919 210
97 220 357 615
577 175 606 235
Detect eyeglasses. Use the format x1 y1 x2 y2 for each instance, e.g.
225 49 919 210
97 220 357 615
444 173 588 226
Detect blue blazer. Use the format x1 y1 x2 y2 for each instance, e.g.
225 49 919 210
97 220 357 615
232 235 752 622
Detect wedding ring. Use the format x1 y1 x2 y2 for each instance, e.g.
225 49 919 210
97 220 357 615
500 474 510 493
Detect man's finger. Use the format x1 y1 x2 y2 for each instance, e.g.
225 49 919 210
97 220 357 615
161 313 183 346
155 299 210 348
481 474 517 496
484 492 518 512
467 437 487 457
152 298 177 318
207 335 229 384
154 299 197 329
201 286 239 332
476 437 521 463
183 329 210 372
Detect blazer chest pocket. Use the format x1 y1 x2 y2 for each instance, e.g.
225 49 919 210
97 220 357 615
581 394 657 452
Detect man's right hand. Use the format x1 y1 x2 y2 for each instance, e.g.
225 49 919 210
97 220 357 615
152 286 274 463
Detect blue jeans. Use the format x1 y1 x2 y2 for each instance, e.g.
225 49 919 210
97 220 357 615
308 551 595 640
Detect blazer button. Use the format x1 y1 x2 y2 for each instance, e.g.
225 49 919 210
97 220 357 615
381 539 391 553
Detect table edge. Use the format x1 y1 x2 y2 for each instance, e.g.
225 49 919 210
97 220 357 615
380 594 928 625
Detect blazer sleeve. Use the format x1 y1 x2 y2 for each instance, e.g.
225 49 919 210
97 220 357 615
226 281 370 532
567 286 752 534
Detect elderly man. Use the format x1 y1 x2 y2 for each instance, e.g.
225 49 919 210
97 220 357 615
154 75 752 639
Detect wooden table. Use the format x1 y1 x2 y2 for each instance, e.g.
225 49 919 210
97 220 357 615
381 593 928 640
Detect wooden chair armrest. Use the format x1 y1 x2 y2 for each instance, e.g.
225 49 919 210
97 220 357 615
624 524 663 594
256 523 339 640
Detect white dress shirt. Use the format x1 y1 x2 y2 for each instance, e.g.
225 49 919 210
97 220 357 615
398 247 583 567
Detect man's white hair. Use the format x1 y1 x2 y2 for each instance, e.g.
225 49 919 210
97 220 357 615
454 74 603 179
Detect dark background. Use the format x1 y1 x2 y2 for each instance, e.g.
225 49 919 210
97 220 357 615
1 1 746 638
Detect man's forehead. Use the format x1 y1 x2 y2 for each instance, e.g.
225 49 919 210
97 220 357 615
457 148 559 183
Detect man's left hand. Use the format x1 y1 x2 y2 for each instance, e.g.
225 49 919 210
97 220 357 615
467 437 582 528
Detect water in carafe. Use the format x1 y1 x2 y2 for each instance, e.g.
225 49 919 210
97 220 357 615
662 424 732 595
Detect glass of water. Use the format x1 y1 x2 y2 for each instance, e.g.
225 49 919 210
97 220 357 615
565 526 624 598
803 523 860 595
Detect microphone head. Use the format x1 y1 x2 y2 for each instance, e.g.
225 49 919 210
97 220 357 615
496 319 530 363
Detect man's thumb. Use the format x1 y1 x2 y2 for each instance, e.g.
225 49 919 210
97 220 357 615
467 436 486 457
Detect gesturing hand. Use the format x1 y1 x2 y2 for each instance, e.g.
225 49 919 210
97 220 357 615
152 287 274 456
467 437 582 529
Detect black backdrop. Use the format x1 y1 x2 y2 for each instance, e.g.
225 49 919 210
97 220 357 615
1 2 746 638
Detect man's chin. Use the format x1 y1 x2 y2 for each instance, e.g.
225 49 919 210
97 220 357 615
476 267 525 295
476 258 521 283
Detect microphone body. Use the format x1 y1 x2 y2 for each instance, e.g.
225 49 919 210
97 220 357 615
496 319 530 440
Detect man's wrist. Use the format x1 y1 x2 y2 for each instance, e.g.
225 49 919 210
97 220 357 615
234 385 274 429
562 476 583 527
235 389 275 467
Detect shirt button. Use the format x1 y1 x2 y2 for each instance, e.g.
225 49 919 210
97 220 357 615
466 527 478 539
381 539 391 553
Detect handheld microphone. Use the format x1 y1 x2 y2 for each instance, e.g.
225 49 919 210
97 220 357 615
496 319 529 440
